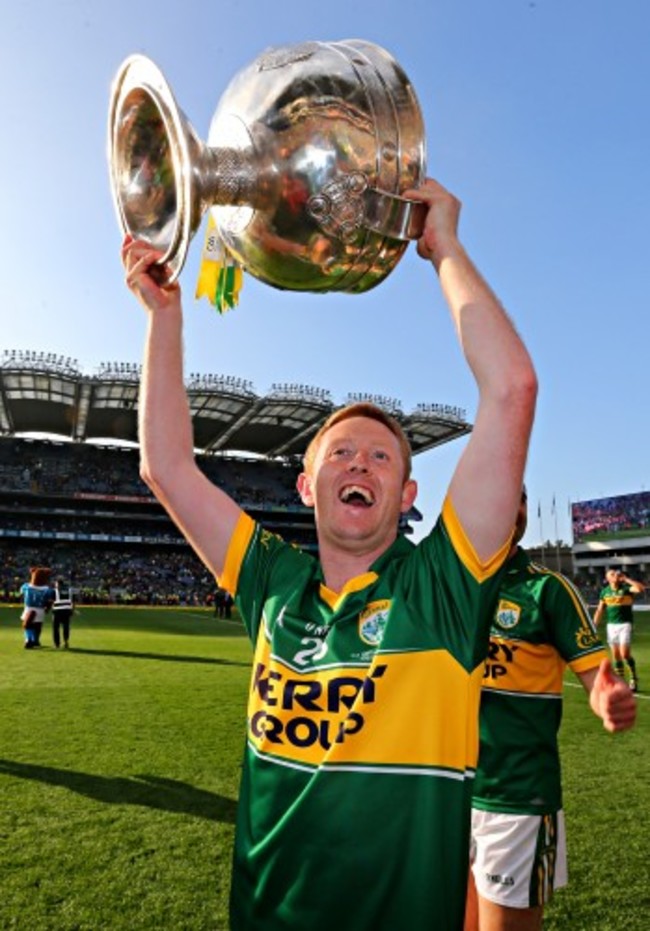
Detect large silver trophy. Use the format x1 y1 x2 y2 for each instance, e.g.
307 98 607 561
108 40 427 293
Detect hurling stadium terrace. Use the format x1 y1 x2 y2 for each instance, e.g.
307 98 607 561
0 350 470 604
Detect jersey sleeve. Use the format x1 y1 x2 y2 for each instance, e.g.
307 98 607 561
412 496 512 669
543 573 606 670
218 512 314 644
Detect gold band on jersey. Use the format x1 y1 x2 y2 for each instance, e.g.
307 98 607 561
219 512 255 595
442 496 512 583
248 632 484 773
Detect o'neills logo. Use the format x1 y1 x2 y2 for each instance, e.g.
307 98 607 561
575 628 601 650
359 600 391 646
248 661 387 760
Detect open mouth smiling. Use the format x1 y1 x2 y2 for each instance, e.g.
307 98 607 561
339 484 375 507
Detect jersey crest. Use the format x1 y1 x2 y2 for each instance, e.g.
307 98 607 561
358 600 391 646
495 598 521 630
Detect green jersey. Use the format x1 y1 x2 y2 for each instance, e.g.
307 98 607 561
599 583 636 624
472 549 606 816
220 499 509 930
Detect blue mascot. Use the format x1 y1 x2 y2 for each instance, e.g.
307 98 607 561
21 567 56 649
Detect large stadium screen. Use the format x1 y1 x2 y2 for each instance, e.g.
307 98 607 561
572 491 650 543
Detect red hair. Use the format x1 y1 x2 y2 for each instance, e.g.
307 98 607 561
303 403 412 479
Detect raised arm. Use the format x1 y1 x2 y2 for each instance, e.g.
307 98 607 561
621 573 645 595
122 238 242 579
406 179 538 563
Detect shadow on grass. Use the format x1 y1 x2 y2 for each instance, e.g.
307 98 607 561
70 647 249 667
0 759 238 823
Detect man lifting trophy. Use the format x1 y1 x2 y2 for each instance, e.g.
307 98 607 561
113 38 538 930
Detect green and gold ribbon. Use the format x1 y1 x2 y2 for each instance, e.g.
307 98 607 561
195 213 243 313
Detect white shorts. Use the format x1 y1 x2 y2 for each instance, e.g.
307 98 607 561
470 809 567 908
607 622 632 647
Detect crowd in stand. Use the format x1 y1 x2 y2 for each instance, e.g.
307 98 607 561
573 492 650 541
1 437 648 607
0 437 300 506
0 542 215 606
0 438 309 606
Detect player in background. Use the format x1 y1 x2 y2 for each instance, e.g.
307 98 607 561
465 490 637 931
122 177 538 930
593 568 645 692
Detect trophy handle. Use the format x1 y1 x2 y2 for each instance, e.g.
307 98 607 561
305 171 426 245
364 189 426 241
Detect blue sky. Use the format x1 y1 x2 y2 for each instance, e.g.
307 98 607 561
2 0 648 546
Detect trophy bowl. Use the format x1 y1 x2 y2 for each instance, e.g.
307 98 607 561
108 39 427 293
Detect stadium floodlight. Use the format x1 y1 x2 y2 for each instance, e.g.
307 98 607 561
344 390 402 417
413 401 466 423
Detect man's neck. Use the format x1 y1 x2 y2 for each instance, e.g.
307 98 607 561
318 539 394 593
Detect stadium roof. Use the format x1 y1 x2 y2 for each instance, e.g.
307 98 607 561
0 350 471 458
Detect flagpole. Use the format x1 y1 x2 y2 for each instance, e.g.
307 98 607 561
568 498 573 577
538 500 545 563
552 494 561 571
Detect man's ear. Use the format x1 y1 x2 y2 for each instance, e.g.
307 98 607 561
400 479 418 514
297 472 315 507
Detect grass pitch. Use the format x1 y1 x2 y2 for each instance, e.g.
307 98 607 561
0 606 250 930
1 606 648 930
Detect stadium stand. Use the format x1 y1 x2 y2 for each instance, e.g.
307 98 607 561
0 351 471 605
571 492 650 600
0 438 323 604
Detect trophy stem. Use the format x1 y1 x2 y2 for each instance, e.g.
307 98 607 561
196 146 259 209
